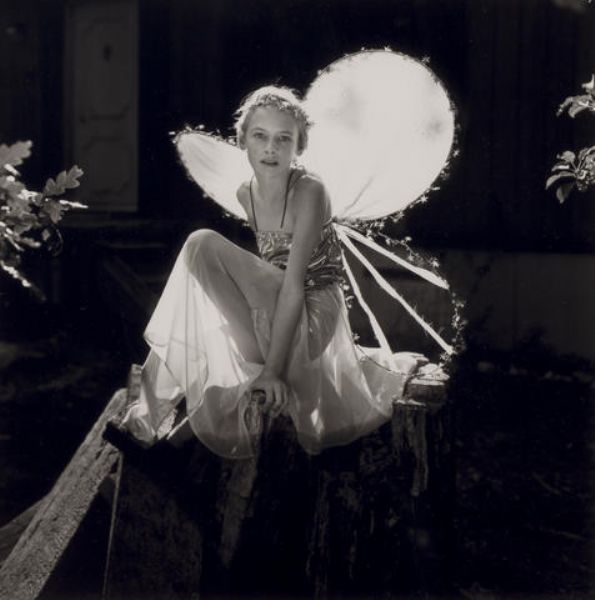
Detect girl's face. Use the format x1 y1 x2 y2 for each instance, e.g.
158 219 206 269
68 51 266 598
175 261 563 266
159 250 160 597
243 106 300 175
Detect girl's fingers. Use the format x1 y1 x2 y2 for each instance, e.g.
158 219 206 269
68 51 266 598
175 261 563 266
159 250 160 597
280 383 288 413
263 386 274 412
271 383 287 418
273 384 281 415
270 384 281 417
250 381 289 417
251 389 266 405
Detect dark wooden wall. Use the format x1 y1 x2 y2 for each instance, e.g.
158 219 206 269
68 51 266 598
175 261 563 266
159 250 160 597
2 0 592 248
138 0 595 250
456 0 595 252
0 0 63 188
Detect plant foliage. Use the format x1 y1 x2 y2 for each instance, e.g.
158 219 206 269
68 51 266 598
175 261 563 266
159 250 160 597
547 76 595 203
0 141 85 294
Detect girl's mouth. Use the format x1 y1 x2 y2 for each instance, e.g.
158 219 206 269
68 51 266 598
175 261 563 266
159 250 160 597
261 159 279 166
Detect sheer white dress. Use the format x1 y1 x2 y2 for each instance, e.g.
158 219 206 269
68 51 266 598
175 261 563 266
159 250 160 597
122 218 419 459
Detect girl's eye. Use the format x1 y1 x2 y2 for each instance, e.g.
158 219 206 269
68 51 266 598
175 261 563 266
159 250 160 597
278 136 292 143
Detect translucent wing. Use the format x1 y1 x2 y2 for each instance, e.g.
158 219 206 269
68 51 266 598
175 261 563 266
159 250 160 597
174 51 455 222
174 130 251 219
302 50 456 220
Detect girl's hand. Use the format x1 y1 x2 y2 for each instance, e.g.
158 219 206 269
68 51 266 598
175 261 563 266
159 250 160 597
249 368 288 418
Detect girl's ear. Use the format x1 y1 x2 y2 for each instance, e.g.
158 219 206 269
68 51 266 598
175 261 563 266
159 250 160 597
238 134 246 150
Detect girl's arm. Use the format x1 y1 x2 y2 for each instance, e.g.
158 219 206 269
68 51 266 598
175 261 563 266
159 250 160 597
250 175 327 414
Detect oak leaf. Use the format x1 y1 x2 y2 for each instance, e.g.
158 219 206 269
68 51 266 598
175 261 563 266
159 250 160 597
0 141 32 169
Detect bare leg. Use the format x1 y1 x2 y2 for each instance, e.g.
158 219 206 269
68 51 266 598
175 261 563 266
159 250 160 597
123 229 284 444
121 350 183 443
183 229 283 363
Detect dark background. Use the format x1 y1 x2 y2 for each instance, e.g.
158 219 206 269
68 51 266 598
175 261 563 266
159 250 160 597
0 0 594 598
4 0 595 247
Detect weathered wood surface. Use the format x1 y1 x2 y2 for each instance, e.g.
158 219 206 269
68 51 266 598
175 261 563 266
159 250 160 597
308 382 455 598
0 388 128 600
104 365 453 599
0 499 45 567
103 455 204 600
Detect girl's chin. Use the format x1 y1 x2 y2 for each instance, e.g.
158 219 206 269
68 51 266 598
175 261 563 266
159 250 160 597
256 162 290 174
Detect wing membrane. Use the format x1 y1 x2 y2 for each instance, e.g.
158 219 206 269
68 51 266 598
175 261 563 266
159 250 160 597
174 130 251 220
302 50 455 220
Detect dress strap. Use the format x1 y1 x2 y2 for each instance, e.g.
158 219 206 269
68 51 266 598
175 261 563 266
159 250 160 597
251 168 304 231
280 172 291 230
281 168 306 229
249 177 258 232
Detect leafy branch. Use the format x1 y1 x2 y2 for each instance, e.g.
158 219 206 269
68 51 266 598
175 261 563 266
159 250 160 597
0 140 85 295
546 76 595 203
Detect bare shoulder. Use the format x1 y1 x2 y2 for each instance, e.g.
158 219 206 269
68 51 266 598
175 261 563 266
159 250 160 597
293 171 325 196
236 181 251 214
292 170 330 219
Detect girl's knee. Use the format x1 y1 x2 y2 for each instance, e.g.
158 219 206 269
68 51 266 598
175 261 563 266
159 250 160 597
185 228 222 246
184 229 224 264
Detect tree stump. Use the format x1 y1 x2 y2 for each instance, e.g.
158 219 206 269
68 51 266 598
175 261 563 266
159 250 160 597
101 363 453 599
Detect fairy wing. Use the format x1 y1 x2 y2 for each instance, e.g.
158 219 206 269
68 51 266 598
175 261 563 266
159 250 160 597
174 130 251 220
174 51 455 222
302 50 456 220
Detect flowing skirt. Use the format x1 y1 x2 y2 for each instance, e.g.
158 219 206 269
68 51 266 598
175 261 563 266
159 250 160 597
123 229 419 459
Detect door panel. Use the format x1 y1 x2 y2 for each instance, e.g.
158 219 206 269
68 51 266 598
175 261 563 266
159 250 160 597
65 0 138 211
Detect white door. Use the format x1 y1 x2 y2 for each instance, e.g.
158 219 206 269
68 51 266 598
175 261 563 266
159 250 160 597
64 0 138 212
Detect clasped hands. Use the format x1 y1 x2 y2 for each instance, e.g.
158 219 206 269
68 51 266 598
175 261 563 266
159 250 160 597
248 367 289 418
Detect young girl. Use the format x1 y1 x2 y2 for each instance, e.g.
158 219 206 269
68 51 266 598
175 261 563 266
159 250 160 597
121 86 421 458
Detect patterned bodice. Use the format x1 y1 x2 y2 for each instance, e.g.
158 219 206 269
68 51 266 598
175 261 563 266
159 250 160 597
255 221 344 290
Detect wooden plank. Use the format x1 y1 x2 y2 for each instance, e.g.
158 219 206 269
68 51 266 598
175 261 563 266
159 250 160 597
0 389 128 600
0 499 46 567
